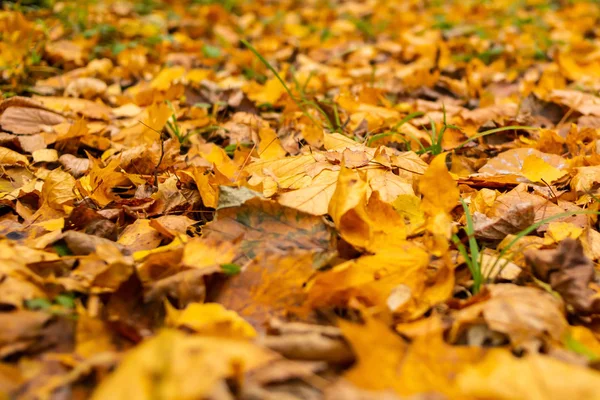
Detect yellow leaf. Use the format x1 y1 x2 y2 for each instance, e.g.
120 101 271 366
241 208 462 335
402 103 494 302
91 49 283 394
521 154 567 183
323 132 359 150
393 194 425 229
419 153 459 215
34 217 64 231
186 69 211 84
457 349 600 400
387 334 482 397
257 125 286 160
133 235 187 262
151 66 186 91
117 219 162 253
76 314 115 358
197 143 239 179
543 221 584 245
278 169 338 215
32 149 58 163
307 244 429 315
114 102 172 145
42 168 76 210
165 302 256 338
77 157 130 207
299 120 324 147
182 238 238 270
246 77 286 105
567 326 600 359
339 316 407 392
0 146 29 166
91 330 276 400
367 169 415 203
328 167 406 251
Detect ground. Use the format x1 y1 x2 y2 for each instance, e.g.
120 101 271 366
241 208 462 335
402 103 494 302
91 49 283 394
1 0 600 399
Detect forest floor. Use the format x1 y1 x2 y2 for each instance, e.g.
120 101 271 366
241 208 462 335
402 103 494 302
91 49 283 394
2 0 600 399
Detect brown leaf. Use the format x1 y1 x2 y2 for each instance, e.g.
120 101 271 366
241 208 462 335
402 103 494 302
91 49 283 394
0 310 51 358
62 231 125 256
259 332 353 363
213 252 317 330
548 89 600 117
144 268 210 306
451 284 567 347
0 105 66 135
58 154 90 178
64 77 108 99
525 238 600 315
203 197 335 264
473 202 535 240
33 96 112 120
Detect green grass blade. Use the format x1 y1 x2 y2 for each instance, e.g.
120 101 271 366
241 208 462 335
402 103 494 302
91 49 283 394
241 39 295 100
455 125 539 150
366 111 426 147
452 234 474 271
392 111 425 131
488 209 600 279
242 38 325 130
460 198 482 293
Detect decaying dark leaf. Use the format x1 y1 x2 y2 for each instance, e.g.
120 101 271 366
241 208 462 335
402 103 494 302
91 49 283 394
526 239 600 315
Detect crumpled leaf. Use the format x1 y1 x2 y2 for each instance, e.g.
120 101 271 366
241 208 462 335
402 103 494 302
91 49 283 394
473 202 535 240
525 238 600 315
481 184 586 233
41 168 77 210
451 284 567 347
0 147 29 166
59 242 133 293
117 219 162 253
259 323 353 363
307 243 430 317
64 77 107 99
548 89 600 117
328 167 406 251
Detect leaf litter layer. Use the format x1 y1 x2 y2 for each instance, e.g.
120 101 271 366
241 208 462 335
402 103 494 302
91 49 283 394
2 0 600 398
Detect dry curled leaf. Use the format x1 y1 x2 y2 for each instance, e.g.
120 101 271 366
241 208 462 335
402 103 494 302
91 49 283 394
525 239 600 315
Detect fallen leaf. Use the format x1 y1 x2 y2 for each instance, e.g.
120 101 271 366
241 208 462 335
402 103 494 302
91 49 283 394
0 147 29 166
339 316 407 392
525 238 600 315
451 284 567 347
457 349 600 400
91 329 277 400
520 154 567 184
165 302 256 338
203 197 335 264
473 202 535 240
307 243 430 317
0 97 67 134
